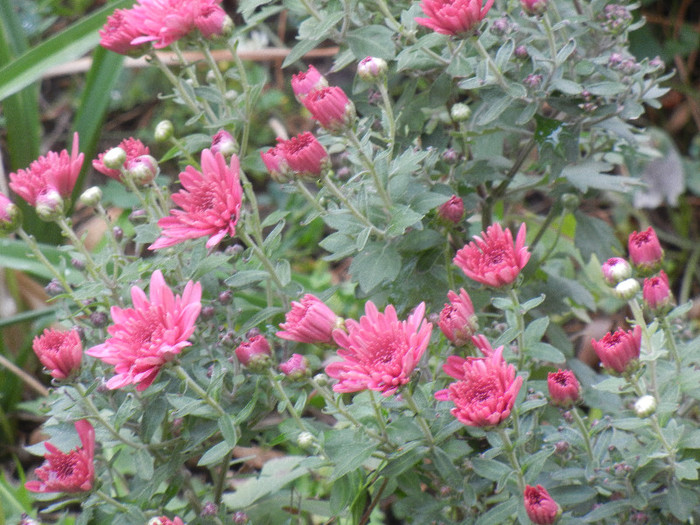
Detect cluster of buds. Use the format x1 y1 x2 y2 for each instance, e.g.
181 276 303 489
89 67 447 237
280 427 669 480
601 4 632 34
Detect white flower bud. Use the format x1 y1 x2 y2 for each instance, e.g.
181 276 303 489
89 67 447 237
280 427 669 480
450 103 472 122
154 120 174 143
297 431 316 449
634 395 657 418
102 147 127 170
357 57 388 82
35 190 64 221
79 186 102 207
614 278 640 300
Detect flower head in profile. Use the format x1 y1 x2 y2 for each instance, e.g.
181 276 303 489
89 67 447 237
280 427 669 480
643 270 673 312
235 335 271 368
524 485 561 525
93 137 150 181
591 326 641 374
415 0 494 36
260 144 290 183
325 302 432 396
0 192 21 235
303 86 356 132
291 65 328 102
25 420 94 493
86 270 202 391
279 353 310 379
435 346 523 427
520 0 547 14
277 132 329 179
628 227 663 270
99 9 144 55
32 328 83 380
277 294 340 344
438 288 477 347
150 149 243 250
9 132 84 207
454 223 530 287
547 369 580 407
438 195 465 224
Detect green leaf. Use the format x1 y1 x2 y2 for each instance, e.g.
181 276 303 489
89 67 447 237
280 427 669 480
667 481 698 521
386 204 424 237
586 81 627 97
218 416 239 448
347 25 396 60
563 161 642 193
675 459 700 481
134 448 154 480
198 441 233 467
476 95 510 125
0 238 81 283
584 500 631 522
349 243 401 293
225 270 270 288
551 78 582 95
528 343 566 364
574 210 623 262
470 458 512 482
282 12 344 67
474 498 518 525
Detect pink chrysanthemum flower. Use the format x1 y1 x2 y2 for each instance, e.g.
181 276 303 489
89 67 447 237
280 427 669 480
9 132 84 207
277 294 339 344
25 420 94 493
524 485 561 525
32 328 83 380
438 288 477 347
591 326 641 374
150 149 243 250
260 144 290 182
291 65 328 102
235 335 271 368
435 346 523 427
628 226 663 270
470 334 500 357
302 86 356 132
415 0 494 36
547 369 580 407
99 9 144 55
277 132 329 179
93 137 150 181
211 130 237 157
643 270 673 312
86 270 202 391
453 222 530 287
279 353 310 379
325 302 432 396
149 517 185 525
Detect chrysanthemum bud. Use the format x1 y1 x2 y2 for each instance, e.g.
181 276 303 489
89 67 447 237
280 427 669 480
297 431 316 449
154 120 174 143
357 56 388 82
560 193 580 211
514 45 529 59
450 103 472 122
601 257 632 285
35 190 64 221
79 186 103 207
614 278 640 300
313 373 329 386
279 353 310 380
634 395 657 417
0 193 21 235
211 130 237 158
125 155 159 185
102 147 127 170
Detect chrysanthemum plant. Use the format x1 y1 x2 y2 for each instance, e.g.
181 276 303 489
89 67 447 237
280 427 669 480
5 0 699 523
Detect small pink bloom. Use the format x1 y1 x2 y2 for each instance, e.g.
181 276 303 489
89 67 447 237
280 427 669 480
32 328 83 380
591 326 641 374
435 346 522 427
86 271 202 391
150 149 243 250
279 353 309 379
357 57 388 81
260 144 290 183
0 192 21 234
326 302 432 396
643 270 672 312
25 420 94 493
291 65 328 102
277 132 329 179
547 369 580 407
438 195 465 224
93 137 150 181
524 485 560 525
194 3 229 38
9 132 84 207
99 9 144 55
149 518 185 525
235 335 271 367
453 223 530 288
628 227 663 270
601 257 631 285
415 0 494 36
211 130 237 157
303 87 356 132
438 288 477 346
125 154 159 185
471 334 500 357
520 0 547 14
277 294 339 344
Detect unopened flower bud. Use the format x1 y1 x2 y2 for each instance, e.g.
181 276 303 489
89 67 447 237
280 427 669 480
35 190 64 221
201 502 218 517
634 395 657 417
45 279 64 296
102 147 127 170
357 56 388 82
524 74 543 89
112 226 123 242
438 195 465 224
90 311 109 328
233 511 249 524
201 305 216 320
614 278 640 300
79 186 102 207
450 103 472 122
442 148 459 164
154 120 174 142
279 353 310 380
218 290 233 305
125 155 159 185
235 335 271 370
297 431 316 448
560 193 580 211
601 257 632 285
490 18 509 34
71 258 86 271
0 193 21 235
211 130 237 158
514 45 529 59
313 373 329 386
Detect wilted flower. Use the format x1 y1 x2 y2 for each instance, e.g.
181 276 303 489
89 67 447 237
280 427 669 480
279 353 310 379
415 0 494 36
235 335 271 367
628 227 663 270
86 270 202 391
435 346 523 427
277 294 340 344
453 223 530 287
326 302 432 396
93 138 150 182
0 192 21 235
32 328 83 380
547 369 580 407
276 132 329 179
9 132 83 207
591 326 641 374
643 270 673 312
25 420 94 493
438 195 465 224
291 65 328 102
601 257 631 285
302 87 356 132
438 289 477 346
150 149 243 250
524 485 561 525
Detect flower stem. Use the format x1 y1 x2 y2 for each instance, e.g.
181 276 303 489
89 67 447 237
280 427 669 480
344 130 393 211
174 365 227 418
496 426 525 493
368 390 389 441
295 180 326 215
401 388 434 446
321 173 385 237
238 228 286 292
570 407 594 464
229 40 254 159
94 489 129 512
661 317 682 374
509 289 527 371
473 38 509 91
267 369 308 431
377 81 396 161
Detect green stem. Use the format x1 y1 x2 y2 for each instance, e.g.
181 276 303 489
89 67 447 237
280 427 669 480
295 180 325 214
213 448 234 507
321 173 386 237
570 407 594 464
198 39 231 119
150 52 206 123
628 298 658 398
230 40 253 158
378 81 396 161
344 131 392 211
172 42 218 123
268 370 307 431
661 317 682 373
509 289 527 371
168 135 199 167
95 489 129 512
239 228 286 292
496 427 525 493
401 388 434 446
369 390 389 441
174 365 227 417
473 38 509 91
